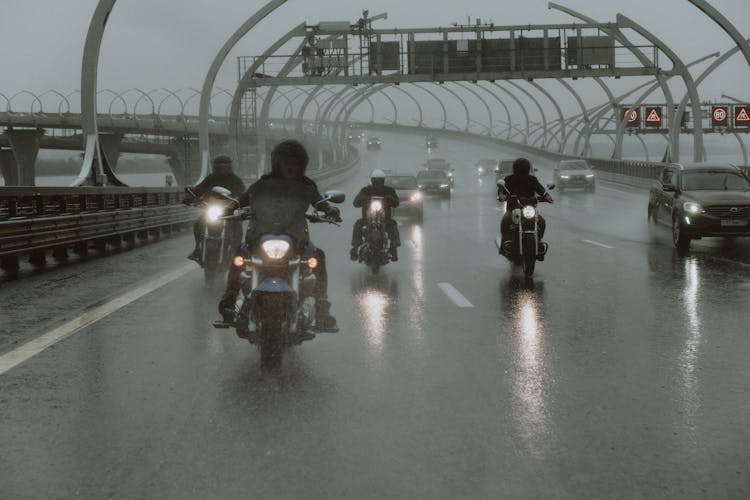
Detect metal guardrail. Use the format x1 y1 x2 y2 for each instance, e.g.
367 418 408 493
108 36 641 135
0 145 360 271
0 187 195 267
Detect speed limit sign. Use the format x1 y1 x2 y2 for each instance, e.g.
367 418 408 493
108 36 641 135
712 106 729 127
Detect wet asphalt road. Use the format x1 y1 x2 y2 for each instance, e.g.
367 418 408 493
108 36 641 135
1 131 750 499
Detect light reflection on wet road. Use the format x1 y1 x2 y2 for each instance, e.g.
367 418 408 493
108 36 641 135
1 130 749 498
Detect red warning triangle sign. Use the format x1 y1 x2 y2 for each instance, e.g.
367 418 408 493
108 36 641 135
737 107 750 122
646 108 661 122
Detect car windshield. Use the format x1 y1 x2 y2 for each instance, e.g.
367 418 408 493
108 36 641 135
385 176 418 189
682 170 750 191
425 159 449 169
417 170 447 180
560 161 590 170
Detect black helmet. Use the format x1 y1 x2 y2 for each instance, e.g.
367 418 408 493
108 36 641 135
512 157 532 176
212 155 233 174
271 139 309 178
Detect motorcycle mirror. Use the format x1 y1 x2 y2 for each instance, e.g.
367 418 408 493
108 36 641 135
319 190 346 204
496 179 506 188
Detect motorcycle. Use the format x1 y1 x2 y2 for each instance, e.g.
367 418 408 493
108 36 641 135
494 179 554 278
353 196 393 272
214 190 345 371
186 186 243 286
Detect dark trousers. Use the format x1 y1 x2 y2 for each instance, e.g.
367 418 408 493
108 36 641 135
351 218 400 248
501 211 546 242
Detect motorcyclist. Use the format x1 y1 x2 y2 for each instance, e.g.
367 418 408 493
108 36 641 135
182 155 246 262
218 139 341 332
498 157 553 260
350 169 401 261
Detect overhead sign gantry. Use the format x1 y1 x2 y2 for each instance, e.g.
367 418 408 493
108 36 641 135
242 19 667 87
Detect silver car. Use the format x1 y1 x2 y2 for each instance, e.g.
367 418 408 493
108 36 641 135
554 159 596 192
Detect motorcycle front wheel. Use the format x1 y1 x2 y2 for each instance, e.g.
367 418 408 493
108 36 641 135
522 234 537 277
257 294 285 371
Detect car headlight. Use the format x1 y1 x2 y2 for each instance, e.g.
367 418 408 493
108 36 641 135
448 172 453 177
370 200 383 212
683 202 704 214
440 184 449 188
410 192 422 202
206 204 224 222
418 185 424 189
586 174 595 178
477 167 484 173
261 239 291 260
522 205 536 219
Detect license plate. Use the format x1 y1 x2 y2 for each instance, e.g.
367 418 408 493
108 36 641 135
721 219 748 227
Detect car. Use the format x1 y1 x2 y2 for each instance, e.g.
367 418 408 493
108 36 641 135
424 158 455 187
347 127 365 142
554 159 596 192
417 169 451 198
475 159 499 177
366 137 382 150
425 136 438 149
385 174 423 222
648 162 750 251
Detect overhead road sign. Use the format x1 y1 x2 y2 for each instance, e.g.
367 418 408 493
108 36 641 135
734 105 750 127
622 107 641 128
645 106 662 128
712 106 729 127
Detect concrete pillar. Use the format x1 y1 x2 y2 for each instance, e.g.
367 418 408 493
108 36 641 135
98 132 123 171
169 136 202 186
0 147 19 186
7 128 44 186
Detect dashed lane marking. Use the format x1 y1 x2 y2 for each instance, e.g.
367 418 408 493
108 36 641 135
0 264 196 377
582 239 614 249
437 282 474 308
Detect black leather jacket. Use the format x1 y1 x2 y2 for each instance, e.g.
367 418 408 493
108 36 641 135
499 174 547 208
353 185 399 218
238 174 333 248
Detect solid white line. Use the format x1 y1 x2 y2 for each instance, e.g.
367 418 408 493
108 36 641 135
437 282 474 308
0 263 196 376
406 240 417 250
582 239 614 249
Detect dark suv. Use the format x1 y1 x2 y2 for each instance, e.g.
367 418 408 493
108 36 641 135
648 163 750 250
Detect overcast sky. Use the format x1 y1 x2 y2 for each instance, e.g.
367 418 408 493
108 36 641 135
1 0 749 138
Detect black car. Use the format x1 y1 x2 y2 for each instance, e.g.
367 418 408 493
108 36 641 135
476 159 499 177
366 137 382 150
385 174 423 222
425 136 438 149
648 163 750 250
424 158 455 187
496 159 515 180
417 169 451 198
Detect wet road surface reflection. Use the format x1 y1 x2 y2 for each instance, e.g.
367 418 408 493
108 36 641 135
500 277 553 457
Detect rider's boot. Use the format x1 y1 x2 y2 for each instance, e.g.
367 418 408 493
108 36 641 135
315 299 339 333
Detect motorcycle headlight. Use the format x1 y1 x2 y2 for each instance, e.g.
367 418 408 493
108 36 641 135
683 202 703 214
206 204 224 222
410 192 422 202
522 205 536 219
261 239 291 260
370 200 383 212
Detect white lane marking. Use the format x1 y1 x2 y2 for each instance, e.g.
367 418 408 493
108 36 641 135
406 240 417 250
437 282 474 308
582 239 614 249
0 263 196 376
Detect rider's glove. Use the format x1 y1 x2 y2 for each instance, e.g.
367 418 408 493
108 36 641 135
325 206 342 222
